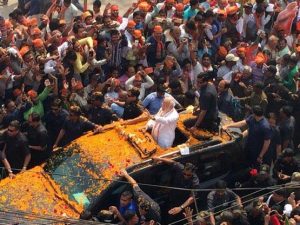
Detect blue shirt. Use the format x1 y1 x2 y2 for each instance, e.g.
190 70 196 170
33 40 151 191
143 92 177 115
183 6 199 21
119 200 137 216
245 115 272 161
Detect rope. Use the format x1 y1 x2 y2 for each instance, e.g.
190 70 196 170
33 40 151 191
178 183 300 225
1 166 296 192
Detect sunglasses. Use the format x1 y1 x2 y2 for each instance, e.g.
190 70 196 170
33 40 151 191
7 129 16 132
183 172 193 177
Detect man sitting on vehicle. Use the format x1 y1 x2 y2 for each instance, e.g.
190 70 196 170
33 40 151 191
53 105 103 148
146 96 179 148
109 191 138 224
151 157 200 223
187 72 219 132
120 169 161 224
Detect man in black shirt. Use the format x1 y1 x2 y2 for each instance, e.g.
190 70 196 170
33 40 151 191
88 92 118 125
123 88 144 120
207 180 242 225
53 106 103 148
120 169 161 224
190 72 219 132
279 106 295 149
1 120 31 178
44 98 69 147
273 148 299 184
152 157 200 223
24 113 49 166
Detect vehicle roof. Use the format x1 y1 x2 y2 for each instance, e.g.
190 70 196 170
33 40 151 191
0 111 232 220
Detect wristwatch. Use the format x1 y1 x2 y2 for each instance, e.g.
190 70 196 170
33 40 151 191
180 205 184 210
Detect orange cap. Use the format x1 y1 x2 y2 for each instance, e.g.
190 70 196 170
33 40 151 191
218 46 228 58
82 11 92 20
13 88 22 97
217 9 227 17
29 18 38 26
175 3 184 11
226 6 239 15
27 90 37 99
32 27 41 35
153 25 163 33
255 52 267 64
127 20 136 28
5 20 13 29
19 46 30 57
111 5 119 11
133 29 142 39
138 2 151 12
32 38 44 48
166 0 175 3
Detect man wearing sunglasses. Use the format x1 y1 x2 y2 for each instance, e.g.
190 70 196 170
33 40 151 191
152 156 200 223
1 120 31 179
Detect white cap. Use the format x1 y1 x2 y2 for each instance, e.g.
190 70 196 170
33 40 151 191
225 53 239 62
266 4 274 12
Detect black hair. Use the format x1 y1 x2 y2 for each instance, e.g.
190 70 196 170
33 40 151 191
281 148 294 157
110 29 120 37
215 180 227 189
281 105 293 117
133 10 143 18
252 105 264 117
64 50 77 61
185 19 197 31
204 10 214 18
290 206 300 217
274 189 287 198
49 18 60 31
197 72 210 81
51 98 63 108
184 162 197 172
73 22 84 34
30 112 41 122
129 87 140 99
64 0 71 4
69 105 82 116
9 120 20 130
93 0 101 7
202 53 211 60
123 210 137 222
254 82 264 90
47 45 57 54
289 56 298 65
182 58 192 67
91 91 104 103
190 0 199 6
121 191 133 199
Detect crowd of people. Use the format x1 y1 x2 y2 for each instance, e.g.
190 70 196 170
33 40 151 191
0 0 300 224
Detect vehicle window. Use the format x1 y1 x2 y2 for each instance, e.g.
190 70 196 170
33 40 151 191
44 144 109 209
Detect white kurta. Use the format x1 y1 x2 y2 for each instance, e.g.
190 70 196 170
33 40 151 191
147 109 179 148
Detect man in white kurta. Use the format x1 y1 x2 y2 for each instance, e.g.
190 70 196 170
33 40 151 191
147 97 179 148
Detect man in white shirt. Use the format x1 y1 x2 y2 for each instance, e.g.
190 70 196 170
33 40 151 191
217 53 239 82
125 70 154 100
60 0 80 25
146 96 179 148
